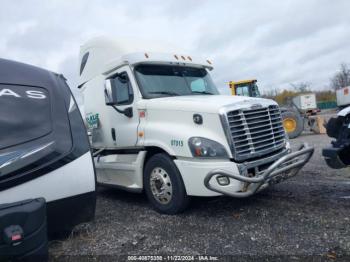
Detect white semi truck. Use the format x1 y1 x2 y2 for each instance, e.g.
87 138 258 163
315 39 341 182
79 37 314 214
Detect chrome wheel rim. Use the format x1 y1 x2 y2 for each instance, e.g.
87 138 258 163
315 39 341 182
150 167 173 204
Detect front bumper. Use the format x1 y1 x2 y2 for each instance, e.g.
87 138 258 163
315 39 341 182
204 143 314 198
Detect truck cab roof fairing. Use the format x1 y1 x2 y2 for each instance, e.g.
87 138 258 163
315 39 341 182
78 36 212 86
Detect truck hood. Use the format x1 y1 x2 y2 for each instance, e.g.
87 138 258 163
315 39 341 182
141 95 278 113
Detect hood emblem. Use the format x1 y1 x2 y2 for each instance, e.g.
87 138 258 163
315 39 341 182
250 104 262 109
193 114 203 125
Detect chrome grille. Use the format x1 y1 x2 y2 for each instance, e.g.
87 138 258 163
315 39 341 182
225 105 286 161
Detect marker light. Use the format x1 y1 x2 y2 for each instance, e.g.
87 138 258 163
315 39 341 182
139 111 146 118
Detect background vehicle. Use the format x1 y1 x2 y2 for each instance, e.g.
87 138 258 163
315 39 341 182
229 80 322 138
323 106 350 169
336 86 350 108
0 59 96 240
292 94 318 114
79 37 313 214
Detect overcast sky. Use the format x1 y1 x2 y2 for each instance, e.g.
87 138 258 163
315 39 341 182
1 0 350 96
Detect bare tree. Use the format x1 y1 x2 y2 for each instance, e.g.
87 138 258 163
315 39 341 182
330 63 350 90
290 82 311 93
262 88 279 99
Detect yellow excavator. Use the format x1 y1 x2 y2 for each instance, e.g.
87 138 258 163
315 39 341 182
229 79 304 138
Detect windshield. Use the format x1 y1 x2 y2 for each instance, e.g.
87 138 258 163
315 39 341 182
134 65 219 98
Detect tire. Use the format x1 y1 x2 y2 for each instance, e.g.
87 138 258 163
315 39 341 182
144 153 189 214
281 110 304 139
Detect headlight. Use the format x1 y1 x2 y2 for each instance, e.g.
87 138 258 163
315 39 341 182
188 137 229 158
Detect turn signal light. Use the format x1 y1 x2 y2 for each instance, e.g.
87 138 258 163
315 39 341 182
139 111 146 118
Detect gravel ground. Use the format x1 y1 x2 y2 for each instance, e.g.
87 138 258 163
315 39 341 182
49 133 350 260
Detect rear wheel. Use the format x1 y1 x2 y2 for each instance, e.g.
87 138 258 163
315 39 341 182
281 111 304 139
144 153 189 214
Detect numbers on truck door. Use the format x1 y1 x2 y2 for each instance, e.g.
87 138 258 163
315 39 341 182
171 139 184 147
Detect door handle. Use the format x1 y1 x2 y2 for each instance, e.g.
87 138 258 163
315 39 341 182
111 128 116 141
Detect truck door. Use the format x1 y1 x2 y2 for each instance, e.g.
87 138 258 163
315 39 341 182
105 66 139 148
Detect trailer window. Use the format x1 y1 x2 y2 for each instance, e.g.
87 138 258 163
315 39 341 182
0 85 51 150
135 65 219 98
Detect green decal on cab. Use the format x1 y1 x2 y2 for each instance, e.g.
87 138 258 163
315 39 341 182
86 113 100 129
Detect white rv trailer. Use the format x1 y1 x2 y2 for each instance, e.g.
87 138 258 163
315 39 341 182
0 59 96 237
79 37 314 214
336 86 350 108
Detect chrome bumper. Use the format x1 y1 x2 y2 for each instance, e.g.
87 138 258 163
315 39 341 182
204 143 314 198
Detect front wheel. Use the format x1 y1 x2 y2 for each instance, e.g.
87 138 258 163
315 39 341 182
144 153 189 214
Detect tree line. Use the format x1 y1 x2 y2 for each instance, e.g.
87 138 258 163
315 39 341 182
331 63 350 90
263 63 349 105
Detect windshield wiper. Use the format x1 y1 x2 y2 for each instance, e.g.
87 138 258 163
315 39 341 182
149 91 180 96
192 91 214 95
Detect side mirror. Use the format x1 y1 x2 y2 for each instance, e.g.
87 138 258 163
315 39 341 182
104 76 133 118
104 78 117 106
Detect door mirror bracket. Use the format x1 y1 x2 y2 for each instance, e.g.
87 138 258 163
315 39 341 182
111 105 133 118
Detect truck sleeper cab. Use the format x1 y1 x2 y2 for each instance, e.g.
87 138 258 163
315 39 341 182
0 59 96 236
79 37 314 214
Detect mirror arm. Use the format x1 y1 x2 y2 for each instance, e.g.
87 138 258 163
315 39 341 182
111 105 133 118
111 105 124 114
